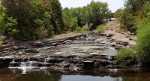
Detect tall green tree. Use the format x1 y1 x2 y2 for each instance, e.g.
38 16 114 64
0 1 17 37
2 0 38 40
1 0 64 40
47 0 64 34
88 1 109 27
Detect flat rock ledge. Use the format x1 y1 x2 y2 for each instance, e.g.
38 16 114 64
0 32 136 72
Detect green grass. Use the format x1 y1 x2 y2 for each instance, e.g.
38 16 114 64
117 48 137 62
75 24 107 33
96 24 107 33
75 26 89 33
116 48 138 67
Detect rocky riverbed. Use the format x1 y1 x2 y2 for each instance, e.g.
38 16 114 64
0 31 135 72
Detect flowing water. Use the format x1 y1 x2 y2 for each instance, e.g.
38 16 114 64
0 68 150 81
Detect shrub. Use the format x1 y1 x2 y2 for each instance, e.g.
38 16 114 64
137 22 150 65
143 2 150 20
96 24 107 33
116 48 137 66
75 26 89 33
120 11 137 33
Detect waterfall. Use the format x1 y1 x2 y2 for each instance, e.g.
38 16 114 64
20 62 28 74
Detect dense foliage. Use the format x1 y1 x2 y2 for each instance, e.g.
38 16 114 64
0 0 64 40
117 48 137 66
63 1 111 32
137 22 150 66
117 0 150 66
115 0 150 33
0 2 17 37
120 10 137 33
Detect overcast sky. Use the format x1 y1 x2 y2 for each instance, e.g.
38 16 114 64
59 0 125 12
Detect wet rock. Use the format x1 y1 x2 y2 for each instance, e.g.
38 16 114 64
31 41 44 48
0 57 13 68
47 57 64 64
82 60 95 69
18 51 24 55
106 33 113 37
117 41 129 46
115 45 125 49
63 40 72 44
95 59 110 67
63 63 70 69
51 42 58 46
25 49 39 53
99 55 109 60
99 33 107 36
9 61 20 67
12 46 28 50
30 57 44 62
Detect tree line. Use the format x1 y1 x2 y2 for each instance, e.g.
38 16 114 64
63 1 111 31
0 0 111 40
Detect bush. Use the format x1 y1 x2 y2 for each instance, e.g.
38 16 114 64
143 2 150 20
137 22 150 65
75 26 89 33
114 9 124 18
96 24 107 33
116 48 137 66
120 11 137 33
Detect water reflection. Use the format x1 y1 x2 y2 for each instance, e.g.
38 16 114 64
0 68 150 81
121 72 150 81
0 68 61 81
61 75 122 81
13 71 60 81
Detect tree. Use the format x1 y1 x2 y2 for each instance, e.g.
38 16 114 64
88 2 109 24
63 1 110 31
0 3 6 33
0 1 17 37
2 0 38 40
63 8 78 31
119 0 150 33
114 9 124 18
1 0 64 40
47 0 64 34
120 10 136 33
